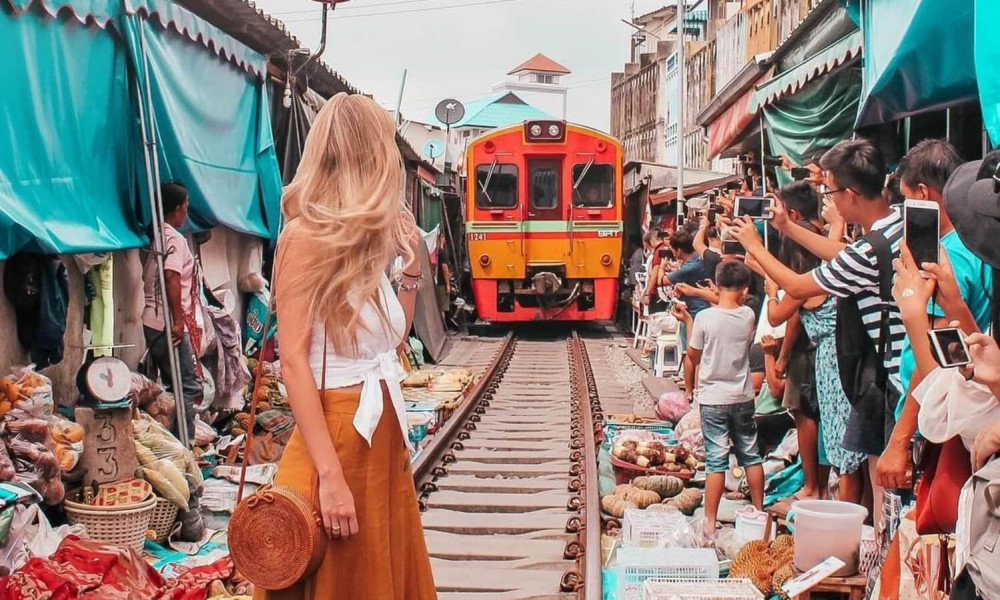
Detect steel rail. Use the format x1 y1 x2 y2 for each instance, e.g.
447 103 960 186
411 332 515 496
568 332 603 600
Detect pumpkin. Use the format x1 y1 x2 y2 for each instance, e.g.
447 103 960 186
631 475 683 498
625 488 661 509
664 487 702 515
601 494 636 518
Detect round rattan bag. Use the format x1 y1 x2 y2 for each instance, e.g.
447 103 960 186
229 484 326 590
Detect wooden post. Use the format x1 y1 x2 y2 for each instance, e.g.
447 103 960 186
76 407 138 487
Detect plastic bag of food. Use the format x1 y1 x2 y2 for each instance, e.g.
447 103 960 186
133 413 203 488
4 418 52 445
0 442 14 481
7 365 53 417
656 391 691 423
142 392 176 429
194 416 217 447
128 372 163 407
48 416 84 446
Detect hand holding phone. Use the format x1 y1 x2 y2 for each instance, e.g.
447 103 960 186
734 196 774 220
928 327 971 368
904 199 940 271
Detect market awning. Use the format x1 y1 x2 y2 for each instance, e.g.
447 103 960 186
649 172 740 206
707 88 757 159
977 1 1000 146
751 30 862 112
420 180 443 198
855 0 977 128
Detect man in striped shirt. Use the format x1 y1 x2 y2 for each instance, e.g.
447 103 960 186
734 140 903 517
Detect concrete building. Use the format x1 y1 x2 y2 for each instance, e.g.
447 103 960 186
493 53 571 120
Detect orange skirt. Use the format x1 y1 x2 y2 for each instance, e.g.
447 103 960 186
253 386 437 600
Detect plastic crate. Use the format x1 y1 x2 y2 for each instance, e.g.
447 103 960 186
621 508 688 548
616 547 719 600
641 578 763 600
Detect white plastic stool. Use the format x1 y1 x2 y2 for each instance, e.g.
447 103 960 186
654 334 682 378
633 305 650 349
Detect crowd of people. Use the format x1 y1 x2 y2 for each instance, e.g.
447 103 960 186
630 138 1000 590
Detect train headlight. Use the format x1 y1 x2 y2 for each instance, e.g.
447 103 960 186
479 255 491 267
601 254 612 266
530 124 543 137
548 124 561 137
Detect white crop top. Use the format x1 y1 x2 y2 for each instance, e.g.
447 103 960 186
309 273 411 450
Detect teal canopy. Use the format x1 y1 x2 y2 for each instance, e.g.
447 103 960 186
855 0 978 128
0 8 141 259
124 14 282 238
765 68 863 182
976 1 1000 146
0 0 282 259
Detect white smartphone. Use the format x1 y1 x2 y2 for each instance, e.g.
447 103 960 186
903 199 940 269
928 327 971 368
734 196 774 220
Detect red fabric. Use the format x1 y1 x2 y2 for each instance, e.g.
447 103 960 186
914 437 972 535
0 536 229 600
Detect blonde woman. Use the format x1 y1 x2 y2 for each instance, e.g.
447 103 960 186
255 94 436 600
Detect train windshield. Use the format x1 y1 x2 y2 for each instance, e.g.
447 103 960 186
529 161 560 210
572 163 614 208
475 163 518 209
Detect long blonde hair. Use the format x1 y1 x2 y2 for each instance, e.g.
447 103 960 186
280 93 414 354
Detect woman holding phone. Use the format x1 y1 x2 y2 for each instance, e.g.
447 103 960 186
255 93 436 600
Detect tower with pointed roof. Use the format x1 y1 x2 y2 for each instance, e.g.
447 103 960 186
493 53 571 120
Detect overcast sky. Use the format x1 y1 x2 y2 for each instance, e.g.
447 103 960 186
254 0 668 132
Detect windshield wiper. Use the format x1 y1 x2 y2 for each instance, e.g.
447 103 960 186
478 158 499 205
573 159 594 191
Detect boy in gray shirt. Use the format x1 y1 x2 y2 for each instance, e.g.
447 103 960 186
673 260 763 535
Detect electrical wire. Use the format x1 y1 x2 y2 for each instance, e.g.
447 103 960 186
280 0 524 23
269 0 448 16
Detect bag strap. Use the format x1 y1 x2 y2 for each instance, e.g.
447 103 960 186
864 229 895 363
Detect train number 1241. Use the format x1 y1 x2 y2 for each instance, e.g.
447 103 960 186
468 233 487 241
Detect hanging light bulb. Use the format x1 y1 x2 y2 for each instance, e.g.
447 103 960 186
283 81 292 109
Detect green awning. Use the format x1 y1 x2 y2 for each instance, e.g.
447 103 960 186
751 31 862 113
977 1 1000 146
420 180 444 198
855 0 977 128
764 67 863 182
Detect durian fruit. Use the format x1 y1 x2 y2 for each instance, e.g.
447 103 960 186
772 563 796 600
770 534 794 553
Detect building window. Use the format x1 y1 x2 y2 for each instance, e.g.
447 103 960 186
534 74 554 84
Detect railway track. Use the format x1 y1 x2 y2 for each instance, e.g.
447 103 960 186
413 332 606 600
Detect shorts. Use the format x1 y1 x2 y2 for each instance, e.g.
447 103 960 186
782 349 819 420
842 384 901 456
435 285 450 312
700 401 763 474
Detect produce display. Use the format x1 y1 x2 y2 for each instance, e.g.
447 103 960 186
728 535 796 597
402 368 474 393
133 414 203 509
610 439 699 473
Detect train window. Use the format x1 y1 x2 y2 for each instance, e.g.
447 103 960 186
475 164 518 209
529 162 560 210
572 163 614 208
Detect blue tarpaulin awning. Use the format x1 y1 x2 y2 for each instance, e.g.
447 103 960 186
855 0 978 129
976 1 1000 146
0 0 283 259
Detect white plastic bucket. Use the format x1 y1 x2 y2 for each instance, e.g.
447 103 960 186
734 506 774 541
788 500 868 576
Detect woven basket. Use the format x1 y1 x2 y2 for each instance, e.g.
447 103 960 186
148 497 180 543
229 484 325 590
64 495 157 551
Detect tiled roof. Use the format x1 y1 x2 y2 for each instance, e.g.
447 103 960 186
507 53 571 75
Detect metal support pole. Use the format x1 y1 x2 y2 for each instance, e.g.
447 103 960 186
394 69 408 128
138 22 190 448
676 0 686 224
760 114 767 195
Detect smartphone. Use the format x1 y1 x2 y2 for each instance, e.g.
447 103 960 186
726 181 742 191
697 279 712 288
903 199 940 268
928 327 971 368
721 240 745 256
791 167 810 181
734 196 773 220
708 207 718 226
